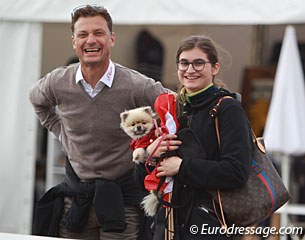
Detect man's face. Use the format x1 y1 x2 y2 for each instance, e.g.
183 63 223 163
72 16 115 67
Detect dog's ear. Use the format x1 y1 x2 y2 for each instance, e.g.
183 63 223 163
120 111 129 122
142 106 152 115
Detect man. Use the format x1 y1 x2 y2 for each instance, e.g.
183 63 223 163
29 5 166 240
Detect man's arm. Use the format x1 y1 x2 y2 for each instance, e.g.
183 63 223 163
29 74 61 138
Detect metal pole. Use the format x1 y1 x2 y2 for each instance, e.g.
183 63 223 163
280 153 290 240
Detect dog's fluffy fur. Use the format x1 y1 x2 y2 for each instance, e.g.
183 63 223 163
120 106 156 164
141 192 159 217
120 106 160 216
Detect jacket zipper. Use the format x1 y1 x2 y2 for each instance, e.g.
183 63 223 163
187 114 193 127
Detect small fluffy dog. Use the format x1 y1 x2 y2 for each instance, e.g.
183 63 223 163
120 106 161 216
120 106 158 164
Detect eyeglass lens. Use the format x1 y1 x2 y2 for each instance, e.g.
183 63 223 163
177 59 209 71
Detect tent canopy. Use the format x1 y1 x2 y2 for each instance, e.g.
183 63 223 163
1 0 305 235
1 0 305 25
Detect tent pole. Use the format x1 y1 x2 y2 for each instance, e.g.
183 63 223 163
280 153 290 240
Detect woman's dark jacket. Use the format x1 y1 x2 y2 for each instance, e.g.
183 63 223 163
134 86 253 239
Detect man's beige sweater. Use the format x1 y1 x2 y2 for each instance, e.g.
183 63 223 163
29 63 166 180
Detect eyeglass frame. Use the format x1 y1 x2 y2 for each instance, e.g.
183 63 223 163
176 59 211 71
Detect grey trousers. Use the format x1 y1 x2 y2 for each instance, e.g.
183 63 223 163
58 197 140 240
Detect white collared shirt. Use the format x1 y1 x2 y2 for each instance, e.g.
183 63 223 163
75 61 115 98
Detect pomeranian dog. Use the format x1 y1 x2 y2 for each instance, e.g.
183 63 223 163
120 106 158 164
120 106 161 216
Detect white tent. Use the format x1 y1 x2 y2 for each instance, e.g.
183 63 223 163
264 26 305 155
264 25 305 240
1 0 305 24
1 0 305 235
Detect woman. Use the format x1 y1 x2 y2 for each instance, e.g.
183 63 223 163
137 35 253 239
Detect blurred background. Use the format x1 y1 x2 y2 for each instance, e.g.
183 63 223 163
1 1 305 239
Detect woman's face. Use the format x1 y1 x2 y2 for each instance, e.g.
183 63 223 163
177 47 219 94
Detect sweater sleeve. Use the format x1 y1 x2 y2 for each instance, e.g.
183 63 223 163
176 100 252 190
137 75 168 107
29 72 61 138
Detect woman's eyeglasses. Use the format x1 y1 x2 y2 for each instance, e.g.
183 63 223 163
176 59 211 71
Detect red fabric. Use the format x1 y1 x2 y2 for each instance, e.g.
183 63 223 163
144 167 170 208
143 92 180 207
144 167 167 192
154 92 179 133
129 129 157 150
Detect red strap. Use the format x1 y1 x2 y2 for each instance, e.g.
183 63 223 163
144 132 166 174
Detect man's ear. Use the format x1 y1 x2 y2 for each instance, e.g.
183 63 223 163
110 32 115 48
72 35 76 50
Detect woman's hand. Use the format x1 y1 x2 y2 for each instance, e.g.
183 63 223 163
156 156 182 177
146 134 181 158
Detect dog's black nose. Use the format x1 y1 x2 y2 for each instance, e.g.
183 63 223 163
137 126 142 131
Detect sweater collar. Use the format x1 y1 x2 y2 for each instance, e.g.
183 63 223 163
180 84 218 105
180 83 214 104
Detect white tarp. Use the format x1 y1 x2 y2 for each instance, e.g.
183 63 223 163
264 26 305 155
263 26 305 239
1 0 305 236
0 233 74 240
0 22 42 234
1 0 305 24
